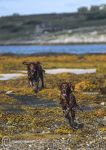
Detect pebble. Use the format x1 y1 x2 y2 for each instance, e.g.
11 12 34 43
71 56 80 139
1 134 105 150
29 144 32 148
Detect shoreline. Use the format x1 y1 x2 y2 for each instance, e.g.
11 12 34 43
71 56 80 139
1 42 106 46
1 52 106 56
1 53 106 56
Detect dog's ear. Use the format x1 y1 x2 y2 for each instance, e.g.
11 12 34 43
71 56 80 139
23 61 32 65
68 82 75 91
58 81 66 90
23 61 28 65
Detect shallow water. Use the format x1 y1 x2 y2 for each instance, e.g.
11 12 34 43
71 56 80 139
0 44 106 54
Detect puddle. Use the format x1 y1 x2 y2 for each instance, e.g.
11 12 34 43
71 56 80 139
3 94 57 107
0 68 96 81
81 105 94 112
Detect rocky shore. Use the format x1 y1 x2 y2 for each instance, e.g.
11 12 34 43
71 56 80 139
1 132 106 150
1 27 106 45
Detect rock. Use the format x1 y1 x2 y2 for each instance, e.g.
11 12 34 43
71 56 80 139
103 116 106 121
103 116 106 125
29 144 32 148
6 91 13 94
41 130 50 134
100 102 105 106
0 90 5 94
68 134 71 137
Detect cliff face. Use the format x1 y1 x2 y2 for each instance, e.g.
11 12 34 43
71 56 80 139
1 12 106 45
46 29 106 44
1 26 106 45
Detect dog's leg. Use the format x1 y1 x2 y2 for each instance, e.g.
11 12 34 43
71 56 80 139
64 107 70 118
28 79 31 87
40 76 44 88
68 109 78 129
29 80 33 88
70 109 75 125
36 81 39 92
33 81 39 94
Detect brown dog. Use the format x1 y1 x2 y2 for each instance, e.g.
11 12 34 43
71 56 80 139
59 82 82 128
23 61 45 92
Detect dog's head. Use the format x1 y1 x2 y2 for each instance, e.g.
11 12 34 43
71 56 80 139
36 61 41 64
59 82 69 95
59 82 74 95
68 82 75 91
29 63 35 71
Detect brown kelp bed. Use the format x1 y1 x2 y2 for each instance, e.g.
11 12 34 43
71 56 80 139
0 54 106 149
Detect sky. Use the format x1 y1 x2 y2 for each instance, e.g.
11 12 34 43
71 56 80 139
0 0 106 17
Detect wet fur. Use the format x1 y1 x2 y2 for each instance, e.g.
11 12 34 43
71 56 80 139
23 61 45 92
59 82 82 128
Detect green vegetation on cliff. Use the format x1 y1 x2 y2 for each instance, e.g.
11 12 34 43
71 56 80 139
1 5 106 44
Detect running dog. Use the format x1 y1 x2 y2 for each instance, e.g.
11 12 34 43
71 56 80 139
59 82 83 128
23 61 45 92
